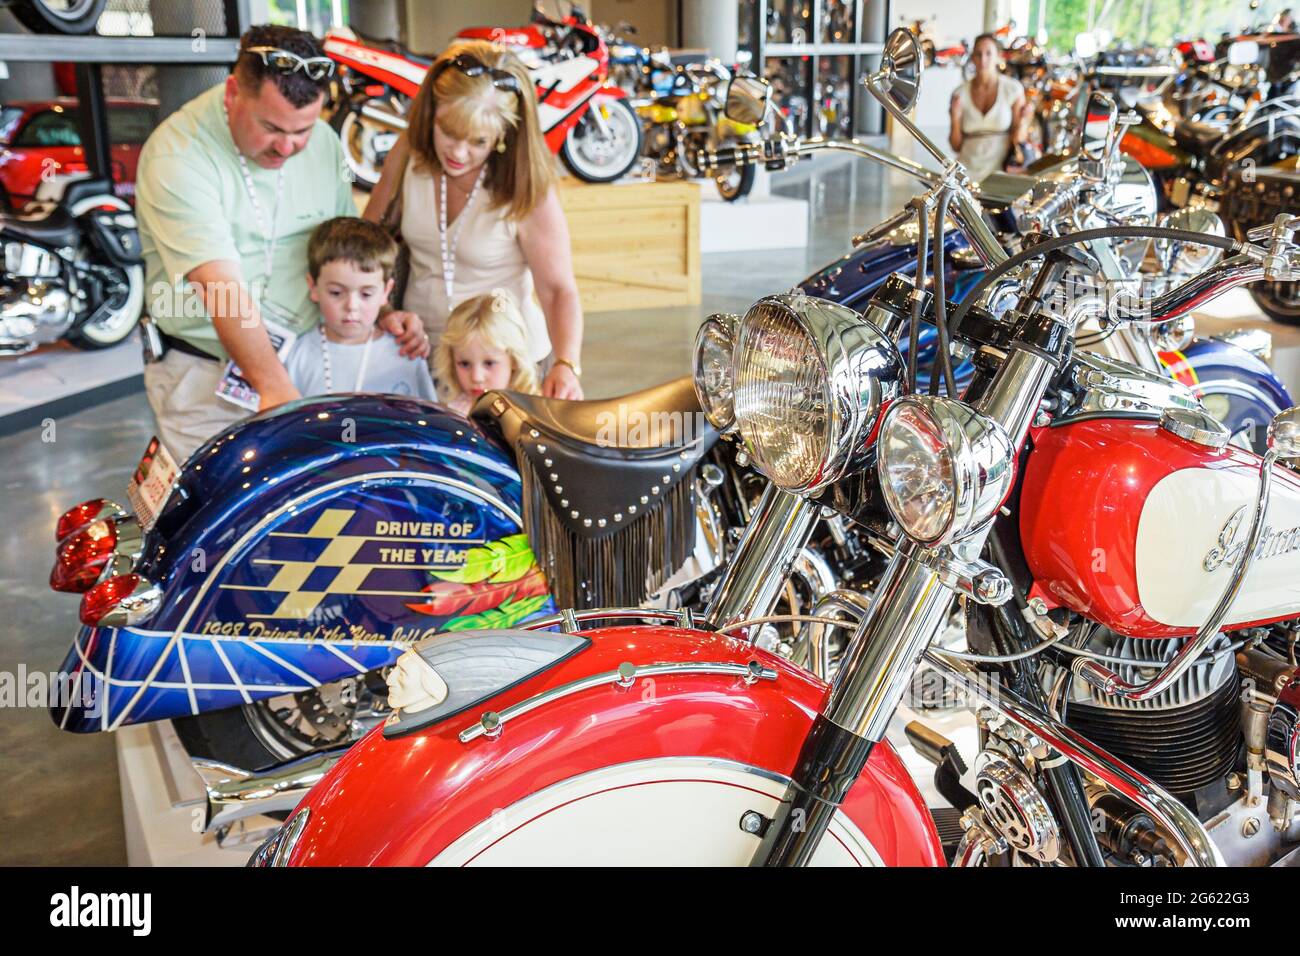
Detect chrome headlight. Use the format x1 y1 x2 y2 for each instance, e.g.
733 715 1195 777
693 312 739 430
732 294 903 493
877 395 1014 547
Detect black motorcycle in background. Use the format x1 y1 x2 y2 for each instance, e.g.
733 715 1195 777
1110 36 1300 323
0 176 144 354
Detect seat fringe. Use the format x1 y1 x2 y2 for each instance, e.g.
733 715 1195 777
519 448 698 610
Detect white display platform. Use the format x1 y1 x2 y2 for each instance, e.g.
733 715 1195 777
117 721 281 866
0 336 143 435
699 176 809 254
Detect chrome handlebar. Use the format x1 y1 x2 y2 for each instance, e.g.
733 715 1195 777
703 134 939 184
1014 180 1084 233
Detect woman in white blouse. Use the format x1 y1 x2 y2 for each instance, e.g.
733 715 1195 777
948 33 1030 181
366 40 584 399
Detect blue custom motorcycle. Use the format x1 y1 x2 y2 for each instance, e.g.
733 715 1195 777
48 380 738 778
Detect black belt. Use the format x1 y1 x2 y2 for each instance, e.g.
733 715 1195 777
160 331 221 363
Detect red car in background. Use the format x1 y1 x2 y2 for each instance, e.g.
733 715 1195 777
0 97 157 208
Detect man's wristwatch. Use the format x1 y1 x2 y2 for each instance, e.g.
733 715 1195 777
554 357 582 377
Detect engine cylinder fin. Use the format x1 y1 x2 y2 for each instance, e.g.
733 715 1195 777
1066 674 1243 796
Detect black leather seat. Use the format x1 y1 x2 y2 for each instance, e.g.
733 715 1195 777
2 204 79 246
353 27 435 63
61 177 116 209
473 375 719 540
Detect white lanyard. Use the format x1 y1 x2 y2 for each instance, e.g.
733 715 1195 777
319 326 375 392
438 167 486 303
225 105 285 277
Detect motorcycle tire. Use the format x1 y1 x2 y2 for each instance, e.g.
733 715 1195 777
171 709 286 774
332 104 387 191
11 0 106 33
1250 283 1300 326
560 97 643 183
715 160 755 202
64 263 143 350
172 672 383 773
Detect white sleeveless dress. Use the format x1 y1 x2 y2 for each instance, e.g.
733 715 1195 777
955 75 1024 182
400 162 552 363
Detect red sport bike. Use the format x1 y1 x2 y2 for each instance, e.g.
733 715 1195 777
323 3 642 189
252 32 1300 867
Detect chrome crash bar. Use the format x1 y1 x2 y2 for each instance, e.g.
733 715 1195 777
925 651 1224 866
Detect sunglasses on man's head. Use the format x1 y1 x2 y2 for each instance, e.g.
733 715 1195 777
245 46 336 81
431 54 523 98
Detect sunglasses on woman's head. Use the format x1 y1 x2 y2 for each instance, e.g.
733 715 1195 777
245 46 336 81
432 53 523 98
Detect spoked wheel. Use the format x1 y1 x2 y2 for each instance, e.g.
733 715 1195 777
561 96 643 183
751 546 839 670
65 259 143 350
333 104 400 191
11 0 106 33
172 674 391 772
1250 282 1300 326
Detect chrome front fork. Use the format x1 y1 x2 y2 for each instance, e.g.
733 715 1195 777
753 344 1059 866
701 483 820 632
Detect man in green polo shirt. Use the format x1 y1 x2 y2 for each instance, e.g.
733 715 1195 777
136 24 426 459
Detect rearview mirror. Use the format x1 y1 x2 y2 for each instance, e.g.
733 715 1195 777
1269 407 1300 460
1155 207 1227 275
1082 90 1118 162
879 27 924 113
724 73 771 125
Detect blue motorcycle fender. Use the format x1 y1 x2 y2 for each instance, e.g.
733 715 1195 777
52 395 555 733
1163 337 1293 450
799 231 983 392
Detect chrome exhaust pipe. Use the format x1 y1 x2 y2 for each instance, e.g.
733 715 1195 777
192 747 348 832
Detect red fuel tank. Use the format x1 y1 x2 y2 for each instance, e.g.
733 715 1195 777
1020 418 1300 638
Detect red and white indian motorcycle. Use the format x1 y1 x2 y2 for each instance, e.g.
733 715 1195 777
323 3 642 188
251 31 1300 867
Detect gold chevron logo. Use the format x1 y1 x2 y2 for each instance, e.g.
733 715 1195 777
218 508 481 620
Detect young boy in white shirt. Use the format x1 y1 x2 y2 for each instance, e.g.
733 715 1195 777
286 217 436 400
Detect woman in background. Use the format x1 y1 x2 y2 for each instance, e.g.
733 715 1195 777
366 39 584 399
948 33 1030 180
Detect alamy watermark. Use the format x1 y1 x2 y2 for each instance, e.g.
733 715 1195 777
594 403 712 448
0 665 101 717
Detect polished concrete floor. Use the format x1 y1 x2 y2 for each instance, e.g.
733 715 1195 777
0 152 900 865
2 149 1290 865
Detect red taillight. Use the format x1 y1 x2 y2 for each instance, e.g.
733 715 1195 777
50 519 117 593
363 83 385 96
80 573 140 626
56 498 110 541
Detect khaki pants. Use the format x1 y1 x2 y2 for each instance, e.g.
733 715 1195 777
142 348 247 462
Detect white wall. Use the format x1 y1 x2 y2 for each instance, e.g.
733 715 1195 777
898 0 990 131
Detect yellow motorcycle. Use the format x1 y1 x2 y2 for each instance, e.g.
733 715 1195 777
637 57 759 201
